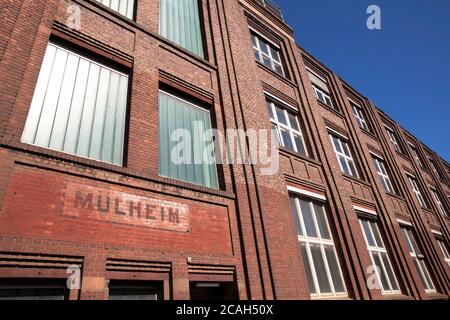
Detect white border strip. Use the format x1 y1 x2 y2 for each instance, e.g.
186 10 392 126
305 66 328 83
287 186 326 201
353 205 377 216
264 91 298 111
369 150 384 160
431 229 442 236
397 218 413 227
248 26 280 49
326 126 348 140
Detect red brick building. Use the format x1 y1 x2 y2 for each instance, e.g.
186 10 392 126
0 0 448 300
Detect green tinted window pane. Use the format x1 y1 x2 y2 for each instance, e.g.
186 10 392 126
300 244 316 294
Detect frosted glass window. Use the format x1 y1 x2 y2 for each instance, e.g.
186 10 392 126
158 90 218 189
94 0 135 20
160 0 204 57
22 43 129 166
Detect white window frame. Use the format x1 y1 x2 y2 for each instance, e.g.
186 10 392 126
436 238 450 268
313 85 334 109
400 225 436 293
384 125 401 153
350 102 369 131
268 99 308 156
430 187 447 217
251 32 285 76
372 155 395 194
290 194 347 298
359 218 401 294
408 143 424 168
407 174 427 208
329 134 359 178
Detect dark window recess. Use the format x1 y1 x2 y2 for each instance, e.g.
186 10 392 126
0 279 69 300
189 282 239 301
108 280 164 300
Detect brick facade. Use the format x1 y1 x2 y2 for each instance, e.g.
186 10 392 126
0 0 448 300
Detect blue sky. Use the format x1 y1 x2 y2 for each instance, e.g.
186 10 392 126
275 0 450 161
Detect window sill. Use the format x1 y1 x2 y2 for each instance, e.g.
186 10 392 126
279 146 321 166
382 293 414 300
361 128 379 141
395 150 410 162
342 172 370 187
385 191 405 202
316 100 343 118
256 62 296 87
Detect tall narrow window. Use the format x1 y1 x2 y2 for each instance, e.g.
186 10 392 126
289 194 347 297
429 159 444 180
158 90 218 189
400 225 435 292
22 43 129 166
267 99 307 156
436 239 450 268
409 143 424 168
160 0 204 57
372 156 396 194
407 175 427 208
351 102 369 131
307 69 336 110
359 218 400 294
430 188 447 217
251 32 285 76
329 134 359 178
94 0 135 19
385 126 401 153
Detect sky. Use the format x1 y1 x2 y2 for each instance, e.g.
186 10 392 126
275 0 450 161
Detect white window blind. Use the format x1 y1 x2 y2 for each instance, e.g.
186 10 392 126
94 0 135 19
22 43 129 166
159 0 204 57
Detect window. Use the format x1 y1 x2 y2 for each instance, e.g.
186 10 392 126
351 102 369 131
329 134 359 178
407 175 427 208
267 99 307 156
22 43 129 166
251 32 284 76
108 281 163 300
372 156 396 194
359 218 400 294
385 126 401 153
160 0 204 57
430 188 447 217
158 90 218 189
400 225 435 292
436 239 450 268
429 159 444 180
94 0 135 19
307 69 336 110
289 195 347 297
409 143 424 168
0 279 69 300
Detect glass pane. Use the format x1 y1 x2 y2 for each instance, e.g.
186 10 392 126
293 135 307 156
299 200 317 238
267 102 274 119
275 106 287 125
372 252 390 291
251 34 258 47
370 221 383 248
341 141 351 157
381 252 399 291
300 244 316 294
407 229 421 254
400 228 414 253
419 259 434 290
262 55 272 68
270 47 280 62
324 246 345 293
280 129 293 151
313 203 331 240
347 160 358 177
260 40 269 55
332 136 342 153
339 157 350 175
271 124 280 146
274 63 284 75
288 113 300 131
361 220 375 247
254 49 260 61
310 245 332 293
413 258 429 290
289 196 302 236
